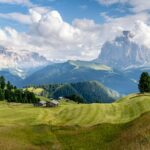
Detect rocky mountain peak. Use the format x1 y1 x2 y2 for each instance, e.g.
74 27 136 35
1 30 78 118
95 30 150 70
0 46 50 78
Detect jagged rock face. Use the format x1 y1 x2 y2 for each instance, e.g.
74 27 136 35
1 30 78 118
0 46 50 78
96 31 150 70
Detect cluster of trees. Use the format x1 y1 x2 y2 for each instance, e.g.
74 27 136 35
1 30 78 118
65 94 84 103
29 84 85 103
139 72 150 93
31 81 115 103
0 76 40 103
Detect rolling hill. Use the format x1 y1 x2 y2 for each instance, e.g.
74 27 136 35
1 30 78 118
0 93 149 126
32 81 120 103
53 93 150 126
0 93 149 149
53 112 150 150
23 60 137 94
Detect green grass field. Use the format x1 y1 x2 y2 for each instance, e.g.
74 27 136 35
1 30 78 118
54 93 150 126
26 87 44 95
0 93 149 149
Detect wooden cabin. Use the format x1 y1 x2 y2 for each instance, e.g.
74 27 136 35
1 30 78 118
46 100 59 107
33 101 46 107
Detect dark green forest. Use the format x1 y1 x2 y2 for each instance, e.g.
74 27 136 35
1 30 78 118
0 76 40 103
32 81 119 103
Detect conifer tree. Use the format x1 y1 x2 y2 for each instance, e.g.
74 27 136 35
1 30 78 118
138 72 150 93
0 76 5 89
0 88 4 100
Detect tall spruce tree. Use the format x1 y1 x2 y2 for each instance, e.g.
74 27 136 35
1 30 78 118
0 76 5 90
0 88 4 100
7 81 13 90
138 72 150 93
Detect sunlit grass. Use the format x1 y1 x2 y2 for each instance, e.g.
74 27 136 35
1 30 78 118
0 93 149 149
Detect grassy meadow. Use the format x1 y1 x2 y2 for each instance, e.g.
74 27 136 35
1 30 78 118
0 93 149 149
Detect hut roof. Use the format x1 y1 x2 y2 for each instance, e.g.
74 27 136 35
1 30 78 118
51 100 59 105
39 101 46 105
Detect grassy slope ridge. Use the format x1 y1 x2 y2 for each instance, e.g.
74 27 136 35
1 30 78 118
0 94 150 149
54 93 150 126
54 112 150 150
0 93 149 127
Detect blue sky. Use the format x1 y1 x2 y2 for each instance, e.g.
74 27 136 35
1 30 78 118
0 0 132 30
0 0 150 61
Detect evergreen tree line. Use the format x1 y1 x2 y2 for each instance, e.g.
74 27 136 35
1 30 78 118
65 94 84 103
0 76 40 103
139 72 150 93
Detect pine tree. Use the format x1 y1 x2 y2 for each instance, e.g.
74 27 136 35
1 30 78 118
0 88 4 100
7 81 13 90
138 72 150 93
0 76 5 90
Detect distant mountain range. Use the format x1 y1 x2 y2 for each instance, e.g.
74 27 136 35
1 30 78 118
22 60 137 94
0 30 150 95
0 46 50 78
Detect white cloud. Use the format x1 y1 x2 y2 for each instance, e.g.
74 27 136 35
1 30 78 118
31 6 50 14
97 0 124 5
98 0 150 13
0 13 31 24
0 0 33 7
132 21 150 48
0 6 50 25
28 10 100 60
0 8 150 61
29 9 42 23
0 9 102 60
128 0 150 13
100 12 113 22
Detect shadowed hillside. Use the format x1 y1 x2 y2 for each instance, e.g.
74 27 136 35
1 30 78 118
32 81 120 103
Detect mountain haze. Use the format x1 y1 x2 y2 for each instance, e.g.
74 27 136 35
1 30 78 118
23 60 137 94
96 30 150 70
0 46 50 78
1 30 150 94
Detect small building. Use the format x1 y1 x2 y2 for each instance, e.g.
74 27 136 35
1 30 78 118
58 96 64 100
33 101 46 107
46 100 59 107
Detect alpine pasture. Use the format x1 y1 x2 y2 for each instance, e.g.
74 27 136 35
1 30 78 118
0 93 150 149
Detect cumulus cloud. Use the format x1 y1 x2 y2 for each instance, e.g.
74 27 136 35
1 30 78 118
129 0 150 13
98 0 150 13
0 13 31 24
0 0 33 7
28 10 101 60
0 6 51 25
132 21 150 48
0 10 99 60
0 8 150 61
